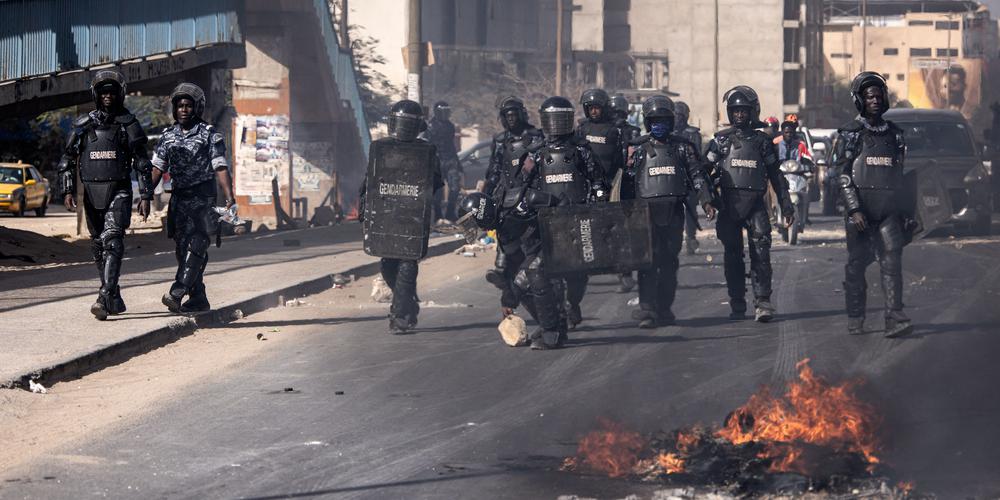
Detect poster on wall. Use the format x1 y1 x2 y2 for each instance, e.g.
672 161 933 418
291 141 335 193
234 114 290 204
907 58 984 121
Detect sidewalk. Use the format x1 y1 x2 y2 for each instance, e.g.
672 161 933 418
0 224 464 387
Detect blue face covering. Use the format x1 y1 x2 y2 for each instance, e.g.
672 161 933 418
650 122 671 139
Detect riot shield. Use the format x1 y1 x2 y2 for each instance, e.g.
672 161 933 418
363 140 437 259
538 200 653 276
904 168 952 239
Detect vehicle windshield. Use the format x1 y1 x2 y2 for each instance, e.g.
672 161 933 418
0 167 24 184
897 121 976 158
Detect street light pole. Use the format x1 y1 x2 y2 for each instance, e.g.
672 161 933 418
555 0 563 96
713 0 719 128
861 0 867 71
407 0 423 103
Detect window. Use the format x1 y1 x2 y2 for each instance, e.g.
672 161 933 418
935 21 959 30
898 122 974 157
783 69 801 106
896 73 905 80
584 63 598 85
641 61 654 88
883 47 899 56
908 20 933 26
830 53 852 59
784 28 800 63
910 48 932 56
936 48 958 57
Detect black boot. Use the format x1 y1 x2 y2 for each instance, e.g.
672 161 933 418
567 302 583 330
847 316 865 335
729 298 748 320
181 282 211 312
885 310 912 338
529 327 561 350
90 291 114 321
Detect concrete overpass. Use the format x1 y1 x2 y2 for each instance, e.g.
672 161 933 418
0 0 370 225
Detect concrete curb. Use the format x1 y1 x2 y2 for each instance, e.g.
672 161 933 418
7 237 466 390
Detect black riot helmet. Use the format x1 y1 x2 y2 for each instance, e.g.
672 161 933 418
387 99 426 141
497 96 530 130
433 101 451 121
641 95 676 133
674 101 691 126
850 71 890 117
538 96 576 138
170 82 207 121
609 94 630 120
723 85 762 126
459 192 498 229
580 88 610 122
90 69 127 111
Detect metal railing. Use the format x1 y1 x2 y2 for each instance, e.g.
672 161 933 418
311 0 370 157
0 0 242 81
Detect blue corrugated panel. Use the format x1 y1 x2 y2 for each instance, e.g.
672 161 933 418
119 2 147 60
170 17 195 51
0 1 25 79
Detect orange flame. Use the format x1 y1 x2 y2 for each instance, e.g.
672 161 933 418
657 452 686 474
575 418 645 477
676 427 702 454
716 358 881 473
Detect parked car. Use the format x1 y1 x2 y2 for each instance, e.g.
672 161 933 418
457 140 493 190
885 109 992 235
0 162 50 217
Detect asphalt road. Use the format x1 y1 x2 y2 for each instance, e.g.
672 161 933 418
2 215 999 500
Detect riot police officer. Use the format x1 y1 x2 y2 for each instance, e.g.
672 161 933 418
674 101 704 255
151 83 235 314
836 72 913 338
360 100 443 334
482 97 544 318
705 86 794 322
426 101 462 222
58 70 154 320
610 93 640 292
533 94 608 330
626 96 716 328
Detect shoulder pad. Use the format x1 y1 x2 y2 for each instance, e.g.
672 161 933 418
114 113 137 125
838 120 864 133
886 120 904 134
714 127 736 138
205 123 215 131
73 114 92 128
493 131 507 142
669 133 695 147
687 126 701 133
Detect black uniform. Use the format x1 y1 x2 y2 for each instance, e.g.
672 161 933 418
675 124 704 246
837 118 909 327
705 126 793 317
58 75 153 319
426 112 461 221
531 135 604 329
484 125 544 315
628 134 712 324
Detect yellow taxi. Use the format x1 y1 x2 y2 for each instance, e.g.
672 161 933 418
0 162 50 217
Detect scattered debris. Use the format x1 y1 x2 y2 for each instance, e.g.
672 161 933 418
371 276 393 303
28 380 47 394
335 391 345 395
706 255 714 263
230 309 244 320
332 274 351 286
499 314 529 346
284 387 294 392
256 333 266 341
627 297 640 306
285 298 306 307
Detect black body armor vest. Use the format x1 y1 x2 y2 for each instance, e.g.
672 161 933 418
636 140 689 199
717 131 768 192
538 144 589 204
80 122 131 183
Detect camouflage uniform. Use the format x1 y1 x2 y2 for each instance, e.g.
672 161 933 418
152 120 228 310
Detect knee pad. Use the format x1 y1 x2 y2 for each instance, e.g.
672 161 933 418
187 233 211 257
102 236 124 257
878 216 905 253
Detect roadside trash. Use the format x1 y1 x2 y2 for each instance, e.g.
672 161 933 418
285 298 305 307
479 235 495 245
335 391 345 395
284 387 294 392
231 309 244 320
627 297 640 306
706 255 714 263
256 333 266 341
461 251 476 257
333 274 350 286
283 239 301 247
371 276 393 303
28 380 47 394
333 283 344 289
499 314 529 346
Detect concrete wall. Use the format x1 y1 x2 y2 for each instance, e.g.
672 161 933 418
627 0 784 131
